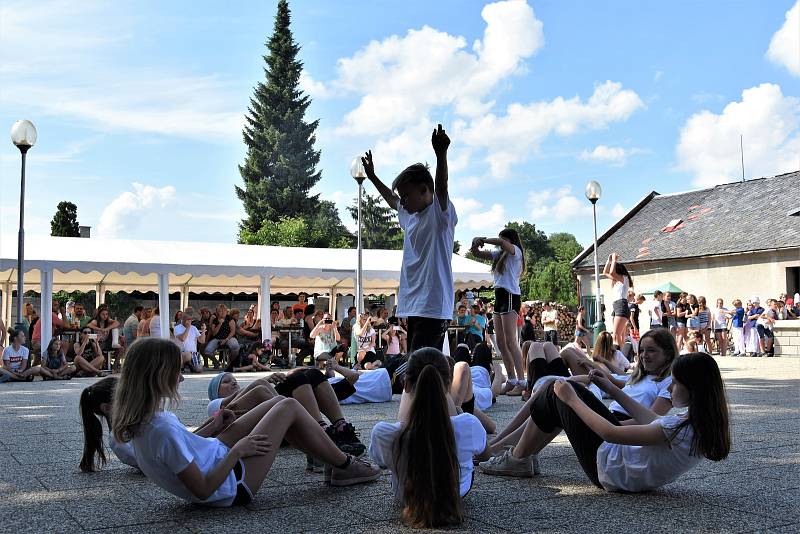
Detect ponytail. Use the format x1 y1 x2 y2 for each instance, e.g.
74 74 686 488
395 348 463 528
79 377 117 472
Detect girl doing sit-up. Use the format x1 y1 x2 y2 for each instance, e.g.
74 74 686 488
112 338 380 507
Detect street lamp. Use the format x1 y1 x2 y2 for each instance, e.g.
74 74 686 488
351 157 366 315
585 180 605 338
10 120 37 332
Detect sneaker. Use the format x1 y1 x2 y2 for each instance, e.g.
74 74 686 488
326 422 366 457
478 447 536 477
330 456 381 487
306 455 324 473
506 385 525 397
500 381 517 395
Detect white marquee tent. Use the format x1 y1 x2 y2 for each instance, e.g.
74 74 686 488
0 235 492 351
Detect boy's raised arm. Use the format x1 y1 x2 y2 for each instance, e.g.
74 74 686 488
431 124 450 211
361 150 399 210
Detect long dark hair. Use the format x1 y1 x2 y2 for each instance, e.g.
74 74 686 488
491 228 525 276
472 342 493 375
670 353 731 461
614 261 633 288
394 348 463 528
79 376 117 472
46 337 60 357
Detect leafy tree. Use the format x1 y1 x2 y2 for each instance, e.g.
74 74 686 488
346 193 403 250
505 221 551 266
527 260 577 306
237 0 348 243
548 232 583 263
239 216 311 248
453 241 460 255
50 201 80 237
307 200 354 248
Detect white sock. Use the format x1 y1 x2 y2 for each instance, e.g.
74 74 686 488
518 379 528 388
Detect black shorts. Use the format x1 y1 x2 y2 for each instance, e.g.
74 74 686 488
231 460 253 506
358 351 380 364
494 288 521 315
406 316 449 352
612 299 630 319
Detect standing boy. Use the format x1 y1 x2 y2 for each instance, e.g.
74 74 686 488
362 124 456 351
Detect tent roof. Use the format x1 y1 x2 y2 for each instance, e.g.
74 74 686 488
0 235 493 295
642 282 684 295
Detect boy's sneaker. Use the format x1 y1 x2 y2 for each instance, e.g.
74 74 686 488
330 456 381 487
326 422 366 457
478 447 538 477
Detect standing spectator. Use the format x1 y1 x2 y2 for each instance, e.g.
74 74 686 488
339 306 357 351
744 299 763 356
175 310 206 373
541 302 559 345
648 291 664 329
574 306 589 350
627 291 641 335
123 306 143 347
1 328 44 382
148 307 162 338
730 299 746 356
21 302 35 334
204 304 240 366
453 304 470 345
712 299 730 357
697 297 712 354
137 307 152 338
663 292 677 336
674 293 688 351
520 310 537 344
757 300 777 357
685 294 700 332
292 292 309 314
31 299 67 360
464 304 487 350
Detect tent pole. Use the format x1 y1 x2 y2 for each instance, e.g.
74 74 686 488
41 268 53 356
260 274 271 343
157 273 169 339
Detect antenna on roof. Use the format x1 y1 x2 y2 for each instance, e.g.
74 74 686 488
740 134 745 183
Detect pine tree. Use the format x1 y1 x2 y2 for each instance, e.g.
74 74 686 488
50 201 80 237
236 0 322 237
346 193 404 250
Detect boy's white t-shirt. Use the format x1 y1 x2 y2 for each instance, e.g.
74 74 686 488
490 245 523 295
608 375 672 416
597 413 701 492
395 197 457 320
470 366 494 411
174 324 201 353
132 411 236 507
109 436 139 468
369 413 486 499
329 369 392 404
2 345 29 372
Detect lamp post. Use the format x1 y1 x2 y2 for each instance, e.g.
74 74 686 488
10 120 37 332
351 157 366 315
585 180 605 338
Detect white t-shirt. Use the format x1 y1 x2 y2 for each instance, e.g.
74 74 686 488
541 310 558 331
329 369 392 404
713 307 729 330
149 315 162 338
369 413 486 499
610 350 630 373
356 327 376 352
174 324 201 353
597 413 701 492
609 375 672 416
649 300 663 325
132 411 236 507
2 345 29 372
490 245 523 295
612 276 630 301
470 366 493 411
109 436 139 468
396 197 457 320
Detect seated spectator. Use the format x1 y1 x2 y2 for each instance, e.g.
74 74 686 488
123 306 143 347
464 304 487 350
175 310 206 373
354 312 380 370
39 338 76 380
74 303 92 328
283 306 294 321
204 304 240 365
87 304 125 366
31 299 67 358
136 307 153 338
225 341 272 372
1 328 46 382
74 327 107 377
381 317 406 358
237 307 261 343
310 312 341 360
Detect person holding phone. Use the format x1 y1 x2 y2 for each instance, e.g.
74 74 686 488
74 327 107 377
382 317 406 358
310 313 341 360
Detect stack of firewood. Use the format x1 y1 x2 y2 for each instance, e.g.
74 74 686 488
524 301 577 342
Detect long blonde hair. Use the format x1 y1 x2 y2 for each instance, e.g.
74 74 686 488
591 331 615 363
112 338 182 443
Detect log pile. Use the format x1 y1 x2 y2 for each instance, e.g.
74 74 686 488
524 301 577 342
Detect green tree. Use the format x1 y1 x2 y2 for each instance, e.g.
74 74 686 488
236 0 337 241
527 260 577 306
239 216 311 247
505 221 551 265
548 232 583 263
50 201 80 237
346 193 403 250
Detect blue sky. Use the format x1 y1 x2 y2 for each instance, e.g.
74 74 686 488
1 0 798 250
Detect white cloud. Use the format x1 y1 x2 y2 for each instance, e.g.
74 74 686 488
654 70 663 82
528 185 593 222
299 71 331 99
766 1 800 76
461 81 644 177
580 145 628 165
452 196 482 216
466 203 507 231
98 183 176 238
333 0 544 136
611 203 626 218
676 83 800 186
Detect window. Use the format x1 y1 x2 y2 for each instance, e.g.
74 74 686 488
661 219 684 233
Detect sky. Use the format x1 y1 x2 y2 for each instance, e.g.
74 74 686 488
1 0 798 251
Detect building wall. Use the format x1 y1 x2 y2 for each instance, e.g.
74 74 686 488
577 249 800 313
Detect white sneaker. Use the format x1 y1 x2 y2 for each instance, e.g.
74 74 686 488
478 447 537 477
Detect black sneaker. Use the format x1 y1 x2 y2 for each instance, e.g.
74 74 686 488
326 422 366 457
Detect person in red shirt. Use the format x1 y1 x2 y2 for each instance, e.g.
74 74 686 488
32 300 66 359
292 292 309 314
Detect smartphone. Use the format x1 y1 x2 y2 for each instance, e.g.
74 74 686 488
88 333 98 340
325 319 333 324
393 326 400 331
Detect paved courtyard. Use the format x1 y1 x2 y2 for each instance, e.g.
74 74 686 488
1 356 798 533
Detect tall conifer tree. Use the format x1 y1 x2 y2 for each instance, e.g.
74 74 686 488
236 0 322 238
50 201 80 237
